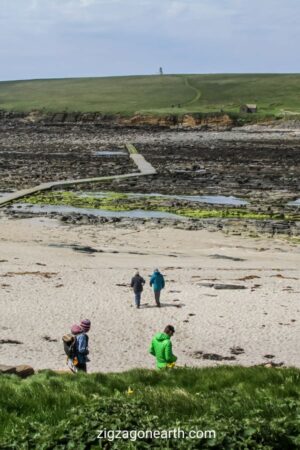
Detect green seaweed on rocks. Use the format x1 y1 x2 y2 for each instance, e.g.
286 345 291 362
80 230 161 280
19 190 296 221
166 207 271 220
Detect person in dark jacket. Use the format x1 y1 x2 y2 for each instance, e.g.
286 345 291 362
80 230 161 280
150 268 165 307
131 271 145 308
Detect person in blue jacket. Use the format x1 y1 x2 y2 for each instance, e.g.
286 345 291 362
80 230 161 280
75 319 91 372
150 268 165 307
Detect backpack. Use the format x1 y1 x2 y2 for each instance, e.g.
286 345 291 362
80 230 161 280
62 334 76 358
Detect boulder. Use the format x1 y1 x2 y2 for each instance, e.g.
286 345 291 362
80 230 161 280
0 364 16 374
15 365 34 378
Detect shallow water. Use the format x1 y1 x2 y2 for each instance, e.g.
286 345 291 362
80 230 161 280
288 199 300 206
11 204 185 220
94 151 127 156
78 191 248 206
0 192 14 198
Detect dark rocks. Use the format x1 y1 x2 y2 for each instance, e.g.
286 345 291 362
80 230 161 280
209 254 246 262
0 339 23 345
230 347 245 355
191 351 236 361
238 275 261 281
0 364 17 374
214 284 247 290
1 116 300 238
0 364 34 378
198 283 247 290
72 245 99 254
262 361 284 368
42 336 58 342
4 205 300 237
15 365 35 378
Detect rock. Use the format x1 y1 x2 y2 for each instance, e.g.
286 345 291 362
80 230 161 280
214 284 247 290
238 275 260 281
209 254 246 262
0 364 34 378
191 351 236 361
15 365 35 378
198 283 246 290
260 361 284 368
0 364 16 374
0 339 23 345
72 245 98 254
230 346 245 355
42 335 58 342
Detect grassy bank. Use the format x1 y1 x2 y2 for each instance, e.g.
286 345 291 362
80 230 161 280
0 74 300 116
0 367 299 449
20 191 298 221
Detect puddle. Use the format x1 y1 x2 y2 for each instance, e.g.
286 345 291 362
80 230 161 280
174 169 206 174
288 199 300 206
10 204 185 220
94 151 128 156
77 191 248 206
0 192 14 198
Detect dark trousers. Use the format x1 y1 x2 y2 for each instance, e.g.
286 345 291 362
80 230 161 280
77 362 87 372
154 290 161 306
135 291 141 307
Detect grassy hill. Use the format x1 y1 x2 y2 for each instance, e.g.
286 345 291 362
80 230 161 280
0 74 300 116
0 367 300 449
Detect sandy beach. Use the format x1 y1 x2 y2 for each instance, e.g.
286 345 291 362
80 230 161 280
0 215 299 372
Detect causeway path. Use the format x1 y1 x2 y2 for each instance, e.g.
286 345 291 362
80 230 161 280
0 144 156 208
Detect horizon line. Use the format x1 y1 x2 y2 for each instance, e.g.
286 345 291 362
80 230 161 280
1 72 300 83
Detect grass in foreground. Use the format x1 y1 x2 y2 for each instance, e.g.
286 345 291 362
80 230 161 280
1 74 300 116
0 367 299 449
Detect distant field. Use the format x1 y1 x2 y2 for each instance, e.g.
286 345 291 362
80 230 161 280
0 74 300 115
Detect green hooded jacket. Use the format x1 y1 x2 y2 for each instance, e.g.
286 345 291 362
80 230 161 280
149 333 177 369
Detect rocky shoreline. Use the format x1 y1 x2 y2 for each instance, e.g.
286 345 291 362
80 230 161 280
0 113 299 237
3 208 300 238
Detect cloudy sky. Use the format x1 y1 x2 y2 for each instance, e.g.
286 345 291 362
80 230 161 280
0 0 299 80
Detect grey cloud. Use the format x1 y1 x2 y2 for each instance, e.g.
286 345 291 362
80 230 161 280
0 0 299 80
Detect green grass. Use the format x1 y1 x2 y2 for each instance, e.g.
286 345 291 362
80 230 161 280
0 367 300 449
0 74 300 116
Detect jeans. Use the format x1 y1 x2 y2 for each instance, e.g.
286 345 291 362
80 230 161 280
154 290 161 306
135 291 141 307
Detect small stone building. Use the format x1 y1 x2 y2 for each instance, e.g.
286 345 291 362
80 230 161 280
240 104 258 113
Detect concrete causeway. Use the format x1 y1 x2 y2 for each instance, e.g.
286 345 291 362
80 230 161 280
0 144 156 208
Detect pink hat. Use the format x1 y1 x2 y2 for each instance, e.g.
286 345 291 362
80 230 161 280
71 324 82 335
80 319 91 332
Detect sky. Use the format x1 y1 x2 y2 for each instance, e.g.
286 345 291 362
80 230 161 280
0 0 300 81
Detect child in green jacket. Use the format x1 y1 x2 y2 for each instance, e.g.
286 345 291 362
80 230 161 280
149 325 177 369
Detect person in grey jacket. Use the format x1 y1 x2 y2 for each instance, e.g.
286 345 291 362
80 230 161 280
131 271 145 308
